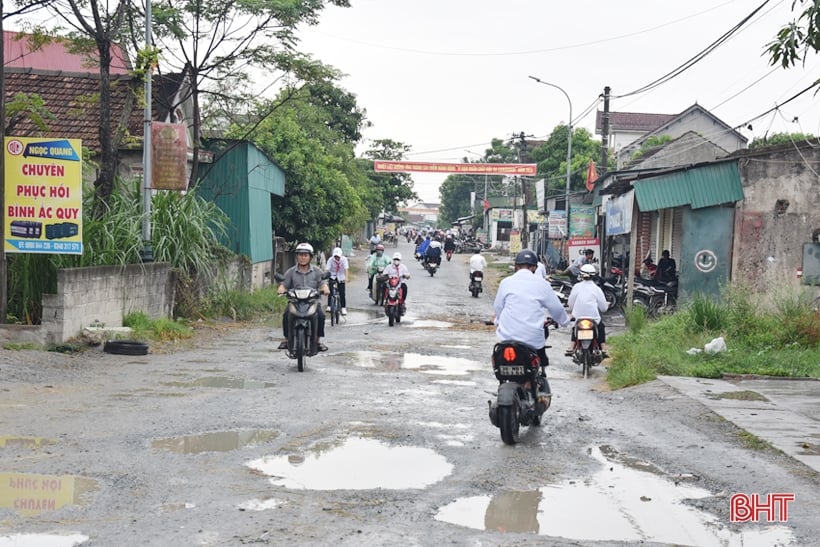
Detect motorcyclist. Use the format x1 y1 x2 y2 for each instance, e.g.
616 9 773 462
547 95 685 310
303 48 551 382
366 244 390 292
443 234 457 257
566 263 609 358
416 235 432 262
426 238 443 266
325 247 349 315
277 243 329 351
383 252 411 314
469 248 487 285
369 232 382 254
494 249 570 404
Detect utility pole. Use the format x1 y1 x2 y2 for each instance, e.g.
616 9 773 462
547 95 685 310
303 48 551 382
517 132 529 249
600 86 611 174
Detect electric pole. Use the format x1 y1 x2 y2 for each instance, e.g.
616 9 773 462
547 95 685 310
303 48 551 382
601 86 611 174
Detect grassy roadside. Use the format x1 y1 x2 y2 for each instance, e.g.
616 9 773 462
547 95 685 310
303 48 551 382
607 288 820 389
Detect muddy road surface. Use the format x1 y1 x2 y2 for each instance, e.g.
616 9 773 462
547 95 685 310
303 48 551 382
1 240 818 546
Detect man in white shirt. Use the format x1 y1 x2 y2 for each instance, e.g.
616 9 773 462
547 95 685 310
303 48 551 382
494 250 569 363
469 250 487 273
566 264 609 357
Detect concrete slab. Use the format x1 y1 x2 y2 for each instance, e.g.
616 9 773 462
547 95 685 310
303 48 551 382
658 376 820 473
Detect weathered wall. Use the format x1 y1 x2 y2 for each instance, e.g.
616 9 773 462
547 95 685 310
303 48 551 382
733 144 820 295
39 262 175 344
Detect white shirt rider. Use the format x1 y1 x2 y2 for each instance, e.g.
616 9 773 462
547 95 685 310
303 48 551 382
469 253 487 273
384 260 410 279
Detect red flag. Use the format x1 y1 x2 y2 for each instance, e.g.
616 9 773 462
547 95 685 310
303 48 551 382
586 160 598 192
483 199 490 212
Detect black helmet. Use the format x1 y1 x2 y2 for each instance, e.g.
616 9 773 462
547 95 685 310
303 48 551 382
514 250 538 266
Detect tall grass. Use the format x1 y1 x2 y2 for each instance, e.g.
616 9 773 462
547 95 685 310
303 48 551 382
607 285 820 389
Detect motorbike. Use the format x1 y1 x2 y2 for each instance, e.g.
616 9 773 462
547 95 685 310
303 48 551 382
569 317 604 379
446 248 454 261
633 277 678 318
425 254 441 276
370 267 386 306
384 275 406 326
274 271 330 372
469 270 484 298
547 275 573 305
488 340 552 445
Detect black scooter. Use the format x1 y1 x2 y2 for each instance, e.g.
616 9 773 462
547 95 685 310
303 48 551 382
274 271 330 372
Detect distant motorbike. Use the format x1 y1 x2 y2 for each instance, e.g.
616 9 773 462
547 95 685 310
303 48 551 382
547 275 573 305
384 275 406 327
274 271 330 372
488 340 552 445
425 255 441 276
446 248 454 261
469 271 484 298
633 277 678 318
569 317 604 379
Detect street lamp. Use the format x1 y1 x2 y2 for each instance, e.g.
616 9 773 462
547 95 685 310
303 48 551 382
528 76 572 235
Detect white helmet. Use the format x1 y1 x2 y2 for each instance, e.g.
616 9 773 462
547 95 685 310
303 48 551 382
332 247 343 257
295 242 314 255
392 252 402 260
580 264 597 278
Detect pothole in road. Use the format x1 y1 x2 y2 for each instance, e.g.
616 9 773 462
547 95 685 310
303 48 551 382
0 436 57 449
406 319 454 328
246 437 452 490
152 430 278 454
0 533 89 546
435 445 794 545
161 377 275 389
346 351 485 376
0 472 98 517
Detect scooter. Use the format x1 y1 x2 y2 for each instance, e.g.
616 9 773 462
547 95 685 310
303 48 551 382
547 274 573 305
425 254 441 276
384 276 405 327
469 270 483 298
274 271 330 372
488 340 552 445
445 248 454 261
569 317 604 379
370 267 386 306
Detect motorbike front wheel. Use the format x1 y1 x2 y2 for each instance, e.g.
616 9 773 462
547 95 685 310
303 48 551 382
295 329 306 372
498 405 520 445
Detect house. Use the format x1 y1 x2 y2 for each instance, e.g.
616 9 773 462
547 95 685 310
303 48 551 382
596 110 676 155
398 202 439 224
198 139 285 289
615 104 747 169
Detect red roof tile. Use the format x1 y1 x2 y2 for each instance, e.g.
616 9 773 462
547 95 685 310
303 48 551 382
596 111 677 133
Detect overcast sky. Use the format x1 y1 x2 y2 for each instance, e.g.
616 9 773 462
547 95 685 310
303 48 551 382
297 0 820 202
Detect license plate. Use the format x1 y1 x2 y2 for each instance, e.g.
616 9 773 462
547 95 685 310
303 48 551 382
499 365 525 376
578 330 594 340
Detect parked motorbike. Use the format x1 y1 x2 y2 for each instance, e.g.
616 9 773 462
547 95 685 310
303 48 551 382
569 317 604 379
384 275 406 326
488 341 552 445
469 271 484 298
274 271 330 372
370 267 386 306
633 277 678 318
547 275 573 305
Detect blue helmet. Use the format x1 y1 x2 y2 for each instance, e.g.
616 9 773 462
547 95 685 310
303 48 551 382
514 250 538 266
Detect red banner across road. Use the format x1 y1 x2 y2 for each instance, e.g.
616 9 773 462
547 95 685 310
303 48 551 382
374 160 537 176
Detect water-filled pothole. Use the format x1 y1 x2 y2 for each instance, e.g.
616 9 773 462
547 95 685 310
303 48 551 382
162 377 275 389
152 430 278 454
0 472 97 517
246 437 452 490
346 351 484 376
435 446 793 545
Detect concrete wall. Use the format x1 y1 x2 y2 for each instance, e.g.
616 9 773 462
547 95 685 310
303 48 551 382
39 262 175 344
733 144 820 297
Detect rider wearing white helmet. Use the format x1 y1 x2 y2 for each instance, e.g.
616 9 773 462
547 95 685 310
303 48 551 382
325 246 349 315
566 263 609 357
277 242 330 351
384 251 411 314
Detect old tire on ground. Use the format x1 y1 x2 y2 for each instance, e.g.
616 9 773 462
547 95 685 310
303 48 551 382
103 340 149 356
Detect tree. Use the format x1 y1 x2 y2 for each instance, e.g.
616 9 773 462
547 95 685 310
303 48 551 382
361 139 418 216
767 0 820 69
529 125 599 199
438 175 480 227
148 0 351 187
749 132 819 149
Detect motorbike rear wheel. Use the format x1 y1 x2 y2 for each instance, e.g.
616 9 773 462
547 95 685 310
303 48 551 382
471 287 479 298
498 405 520 445
387 306 396 327
582 351 591 379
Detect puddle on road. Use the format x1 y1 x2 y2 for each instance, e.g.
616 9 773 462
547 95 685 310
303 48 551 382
0 436 57 449
407 319 454 328
162 377 275 389
152 430 278 454
246 437 452 490
347 351 485 376
0 533 89 546
0 472 97 517
238 497 283 511
435 445 794 545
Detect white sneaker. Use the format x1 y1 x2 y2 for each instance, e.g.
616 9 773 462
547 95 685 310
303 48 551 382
341 308 347 315
325 306 331 312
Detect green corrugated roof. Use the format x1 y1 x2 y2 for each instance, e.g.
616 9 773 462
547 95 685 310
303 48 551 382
634 160 743 211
